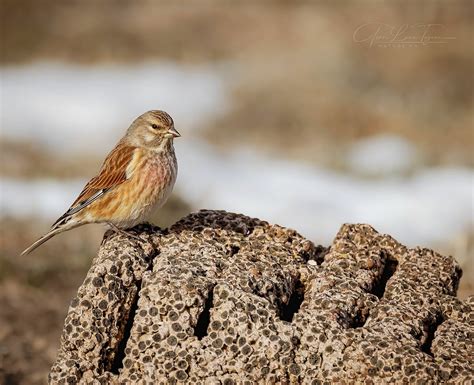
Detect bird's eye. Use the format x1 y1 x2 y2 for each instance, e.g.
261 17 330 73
151 124 158 129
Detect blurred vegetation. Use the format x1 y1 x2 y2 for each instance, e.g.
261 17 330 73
0 139 100 179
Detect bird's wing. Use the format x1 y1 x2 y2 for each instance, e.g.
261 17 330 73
52 143 137 228
72 143 137 207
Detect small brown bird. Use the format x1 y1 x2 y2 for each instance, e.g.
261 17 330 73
21 110 180 255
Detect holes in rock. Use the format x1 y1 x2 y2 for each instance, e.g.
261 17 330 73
110 281 141 374
421 314 444 357
372 258 398 298
348 313 367 329
194 287 214 340
280 279 305 322
307 245 329 265
226 245 240 258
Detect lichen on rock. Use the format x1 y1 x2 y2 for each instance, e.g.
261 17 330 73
49 210 473 384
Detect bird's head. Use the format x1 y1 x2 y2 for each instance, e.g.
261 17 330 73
127 110 180 150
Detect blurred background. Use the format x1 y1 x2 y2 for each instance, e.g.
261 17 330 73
0 0 472 383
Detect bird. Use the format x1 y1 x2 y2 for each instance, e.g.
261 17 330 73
21 110 180 255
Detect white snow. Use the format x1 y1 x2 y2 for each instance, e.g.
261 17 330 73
174 140 473 246
0 178 85 220
346 134 420 175
0 62 229 154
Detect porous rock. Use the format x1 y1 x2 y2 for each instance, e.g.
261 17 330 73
50 210 473 384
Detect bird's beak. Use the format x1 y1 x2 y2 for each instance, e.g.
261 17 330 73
168 126 181 138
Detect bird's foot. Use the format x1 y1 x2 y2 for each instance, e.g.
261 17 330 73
107 223 143 242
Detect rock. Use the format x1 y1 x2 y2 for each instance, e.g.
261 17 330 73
49 210 473 384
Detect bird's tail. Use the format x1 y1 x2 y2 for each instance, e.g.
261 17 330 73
20 219 80 256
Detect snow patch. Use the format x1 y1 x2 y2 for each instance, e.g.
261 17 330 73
0 62 228 154
2 141 472 248
346 134 420 175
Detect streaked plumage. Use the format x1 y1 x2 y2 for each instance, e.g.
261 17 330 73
21 110 179 255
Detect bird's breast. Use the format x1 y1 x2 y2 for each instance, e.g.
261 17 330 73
143 149 177 192
130 148 177 217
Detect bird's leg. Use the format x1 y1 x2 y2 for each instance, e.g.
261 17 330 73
107 222 142 241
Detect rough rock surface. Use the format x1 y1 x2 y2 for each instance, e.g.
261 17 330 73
50 210 473 384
